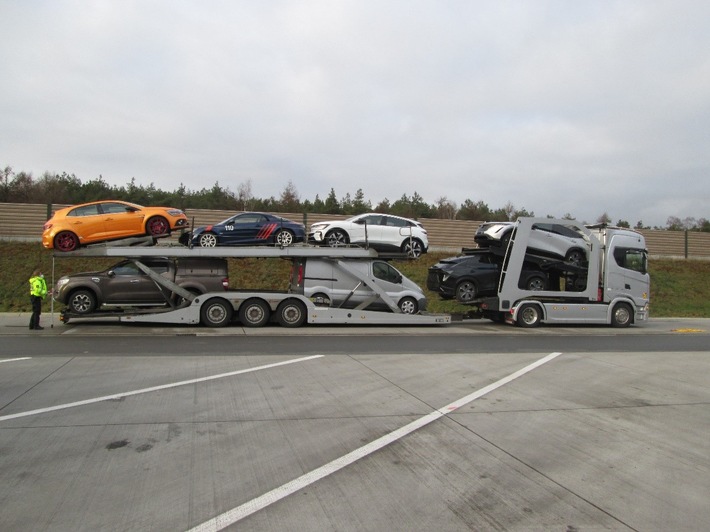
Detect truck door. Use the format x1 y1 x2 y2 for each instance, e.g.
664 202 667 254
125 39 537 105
610 247 649 300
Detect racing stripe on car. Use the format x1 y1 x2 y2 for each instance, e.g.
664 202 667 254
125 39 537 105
257 223 277 240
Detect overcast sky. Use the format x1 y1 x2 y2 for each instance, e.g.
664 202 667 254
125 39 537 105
2 1 709 226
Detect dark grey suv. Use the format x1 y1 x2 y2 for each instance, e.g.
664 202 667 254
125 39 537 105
54 258 229 315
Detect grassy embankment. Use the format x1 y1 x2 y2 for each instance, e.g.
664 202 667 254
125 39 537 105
1 242 708 317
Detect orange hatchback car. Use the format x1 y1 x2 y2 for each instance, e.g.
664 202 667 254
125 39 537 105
43 200 189 252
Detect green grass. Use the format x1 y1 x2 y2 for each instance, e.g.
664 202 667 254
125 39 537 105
1 242 708 317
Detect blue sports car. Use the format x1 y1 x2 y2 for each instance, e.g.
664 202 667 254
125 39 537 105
179 212 306 247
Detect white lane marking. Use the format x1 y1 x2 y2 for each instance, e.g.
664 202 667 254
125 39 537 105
187 352 564 532
0 355 323 422
0 357 32 364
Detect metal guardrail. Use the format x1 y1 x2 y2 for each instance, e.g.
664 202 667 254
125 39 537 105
1 202 709 258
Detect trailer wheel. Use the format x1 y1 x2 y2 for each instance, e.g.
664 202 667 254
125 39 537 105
611 302 633 328
516 303 542 328
239 298 270 327
398 296 419 314
276 299 307 328
200 298 233 327
68 289 97 314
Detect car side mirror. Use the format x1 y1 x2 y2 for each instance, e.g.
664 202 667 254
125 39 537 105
107 270 115 277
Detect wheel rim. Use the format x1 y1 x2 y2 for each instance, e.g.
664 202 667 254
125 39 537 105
456 282 476 302
614 305 631 325
199 233 217 247
521 306 538 325
148 217 168 236
567 250 584 263
327 231 347 247
244 304 265 324
206 303 227 324
56 232 78 252
277 231 293 246
527 277 546 291
72 293 93 313
399 298 417 314
403 240 422 258
280 303 303 325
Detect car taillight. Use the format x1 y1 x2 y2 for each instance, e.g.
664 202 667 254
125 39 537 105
222 278 229 290
43 222 52 230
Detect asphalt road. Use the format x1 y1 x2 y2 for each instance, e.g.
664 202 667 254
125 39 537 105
1 315 709 531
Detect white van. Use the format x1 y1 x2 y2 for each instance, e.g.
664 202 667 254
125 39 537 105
289 258 427 314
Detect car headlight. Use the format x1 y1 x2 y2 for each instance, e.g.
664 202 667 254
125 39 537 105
310 223 329 231
167 209 184 216
56 278 70 287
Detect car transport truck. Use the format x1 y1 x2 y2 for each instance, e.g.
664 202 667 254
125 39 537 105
52 245 450 328
478 218 650 327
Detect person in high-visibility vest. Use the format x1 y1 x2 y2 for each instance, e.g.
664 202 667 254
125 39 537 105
29 269 48 330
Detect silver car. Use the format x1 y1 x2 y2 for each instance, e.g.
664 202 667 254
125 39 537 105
475 221 589 263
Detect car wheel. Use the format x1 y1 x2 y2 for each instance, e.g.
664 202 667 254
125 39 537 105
198 232 218 247
275 229 295 247
200 298 233 327
401 239 424 258
238 298 270 327
54 231 79 252
310 293 331 307
516 303 542 328
455 280 477 303
398 296 418 314
325 229 349 247
276 299 307 327
146 216 169 236
611 302 633 328
565 249 585 264
525 274 547 291
68 289 97 314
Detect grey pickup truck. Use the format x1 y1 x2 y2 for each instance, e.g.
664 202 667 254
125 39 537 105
54 258 229 315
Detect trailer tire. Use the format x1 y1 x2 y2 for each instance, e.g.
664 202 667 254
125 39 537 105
200 298 233 327
68 289 97 314
516 303 542 328
611 302 633 328
276 299 307 328
239 298 270 327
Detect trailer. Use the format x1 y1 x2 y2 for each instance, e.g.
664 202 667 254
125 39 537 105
52 244 451 327
478 218 650 327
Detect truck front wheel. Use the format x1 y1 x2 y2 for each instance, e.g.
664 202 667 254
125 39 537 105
200 298 233 327
516 303 542 328
611 302 633 328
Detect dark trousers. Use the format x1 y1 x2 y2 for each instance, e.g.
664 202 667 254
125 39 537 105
30 295 42 328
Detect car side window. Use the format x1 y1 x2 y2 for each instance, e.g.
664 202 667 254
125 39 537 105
372 261 400 283
384 216 408 227
234 214 264 225
112 263 142 276
359 215 383 225
100 203 133 214
68 204 100 217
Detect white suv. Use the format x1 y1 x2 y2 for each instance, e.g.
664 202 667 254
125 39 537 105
309 213 429 258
